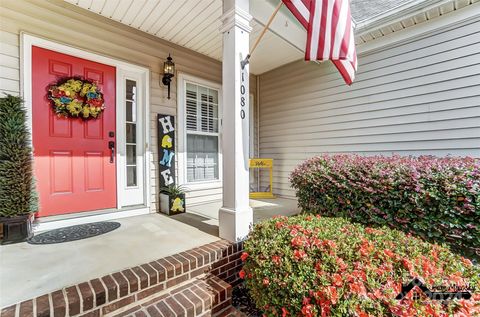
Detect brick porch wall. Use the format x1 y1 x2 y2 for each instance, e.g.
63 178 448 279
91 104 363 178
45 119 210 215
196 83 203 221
0 240 244 317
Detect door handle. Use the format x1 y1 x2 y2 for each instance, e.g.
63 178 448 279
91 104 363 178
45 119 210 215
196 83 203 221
109 141 115 163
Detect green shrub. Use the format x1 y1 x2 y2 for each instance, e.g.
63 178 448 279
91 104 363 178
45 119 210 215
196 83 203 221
0 95 36 217
289 154 480 254
242 215 480 317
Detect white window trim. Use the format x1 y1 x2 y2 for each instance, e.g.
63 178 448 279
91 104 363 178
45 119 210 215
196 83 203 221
177 72 223 191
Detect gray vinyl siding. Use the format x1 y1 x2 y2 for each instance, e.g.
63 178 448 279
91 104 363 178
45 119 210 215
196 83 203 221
0 30 20 96
258 17 480 198
0 0 223 210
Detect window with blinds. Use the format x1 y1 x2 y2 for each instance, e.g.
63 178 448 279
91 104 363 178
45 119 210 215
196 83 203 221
185 83 219 183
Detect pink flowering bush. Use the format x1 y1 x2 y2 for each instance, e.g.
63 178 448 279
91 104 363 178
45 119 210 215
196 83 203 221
241 215 480 317
289 155 479 253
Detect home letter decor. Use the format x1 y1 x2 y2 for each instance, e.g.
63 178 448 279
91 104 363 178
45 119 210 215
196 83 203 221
158 114 176 188
158 114 186 215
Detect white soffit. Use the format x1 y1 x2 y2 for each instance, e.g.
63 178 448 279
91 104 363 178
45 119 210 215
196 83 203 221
63 0 303 75
249 19 303 75
64 0 224 58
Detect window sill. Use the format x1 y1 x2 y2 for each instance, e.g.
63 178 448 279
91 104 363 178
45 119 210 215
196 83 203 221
182 180 222 191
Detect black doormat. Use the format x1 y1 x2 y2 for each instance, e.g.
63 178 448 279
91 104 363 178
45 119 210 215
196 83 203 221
28 221 121 245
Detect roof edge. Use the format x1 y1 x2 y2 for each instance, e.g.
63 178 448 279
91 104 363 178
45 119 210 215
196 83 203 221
355 0 448 34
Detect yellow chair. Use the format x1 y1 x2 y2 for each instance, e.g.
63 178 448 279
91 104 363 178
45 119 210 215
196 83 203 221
249 158 275 199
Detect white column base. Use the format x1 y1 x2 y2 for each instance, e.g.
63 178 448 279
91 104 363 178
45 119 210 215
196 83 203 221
219 206 253 242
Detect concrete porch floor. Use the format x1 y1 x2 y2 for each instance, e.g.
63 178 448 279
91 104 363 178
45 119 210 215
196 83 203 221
0 198 299 308
172 197 300 235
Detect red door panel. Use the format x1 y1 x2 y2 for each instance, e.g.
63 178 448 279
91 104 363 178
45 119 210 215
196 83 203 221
32 46 117 217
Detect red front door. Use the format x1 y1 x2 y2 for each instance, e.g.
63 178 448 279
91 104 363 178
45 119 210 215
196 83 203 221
32 46 117 217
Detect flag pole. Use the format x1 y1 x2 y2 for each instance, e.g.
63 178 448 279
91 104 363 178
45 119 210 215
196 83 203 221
241 1 283 69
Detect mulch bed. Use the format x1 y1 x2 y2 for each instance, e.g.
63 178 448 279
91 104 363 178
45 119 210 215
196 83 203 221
232 283 262 317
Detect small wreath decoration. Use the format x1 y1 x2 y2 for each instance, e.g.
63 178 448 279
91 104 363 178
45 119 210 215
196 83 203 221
48 78 105 120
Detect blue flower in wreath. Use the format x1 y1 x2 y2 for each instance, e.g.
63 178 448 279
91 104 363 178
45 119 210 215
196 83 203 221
60 96 72 103
86 92 98 99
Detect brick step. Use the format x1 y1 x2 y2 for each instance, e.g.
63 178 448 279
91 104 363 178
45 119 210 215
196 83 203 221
112 274 232 317
1 240 244 317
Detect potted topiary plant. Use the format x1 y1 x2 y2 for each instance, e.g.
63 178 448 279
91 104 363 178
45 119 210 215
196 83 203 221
0 95 37 244
159 184 187 215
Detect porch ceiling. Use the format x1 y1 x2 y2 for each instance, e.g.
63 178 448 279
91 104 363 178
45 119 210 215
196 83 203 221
63 0 302 75
64 0 476 75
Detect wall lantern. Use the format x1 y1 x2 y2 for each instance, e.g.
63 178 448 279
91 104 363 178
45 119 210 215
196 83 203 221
162 54 175 99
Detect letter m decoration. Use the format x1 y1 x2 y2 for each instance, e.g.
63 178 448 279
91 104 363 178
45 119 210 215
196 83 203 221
158 114 176 189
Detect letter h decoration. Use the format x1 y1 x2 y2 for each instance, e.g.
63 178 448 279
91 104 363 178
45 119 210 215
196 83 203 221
158 114 176 187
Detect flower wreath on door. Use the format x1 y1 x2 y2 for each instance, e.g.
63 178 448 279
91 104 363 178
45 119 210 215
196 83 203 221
48 78 105 120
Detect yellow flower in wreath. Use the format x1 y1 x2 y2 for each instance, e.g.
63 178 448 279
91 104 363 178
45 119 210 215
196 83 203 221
69 79 83 92
89 106 98 118
53 99 63 107
80 83 93 97
66 100 83 116
66 105 77 115
82 106 91 118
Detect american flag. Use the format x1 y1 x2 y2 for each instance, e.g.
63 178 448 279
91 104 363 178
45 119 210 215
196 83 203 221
282 0 358 85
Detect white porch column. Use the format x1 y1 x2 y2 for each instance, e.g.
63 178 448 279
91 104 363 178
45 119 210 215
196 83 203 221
218 0 253 241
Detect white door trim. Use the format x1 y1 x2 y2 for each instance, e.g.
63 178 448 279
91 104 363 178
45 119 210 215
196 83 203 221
116 70 148 207
21 33 151 221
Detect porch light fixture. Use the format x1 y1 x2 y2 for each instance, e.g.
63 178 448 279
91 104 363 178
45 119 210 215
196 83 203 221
162 54 175 99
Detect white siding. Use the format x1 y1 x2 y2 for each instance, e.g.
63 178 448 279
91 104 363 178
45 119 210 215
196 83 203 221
0 30 20 96
259 16 480 198
0 0 223 211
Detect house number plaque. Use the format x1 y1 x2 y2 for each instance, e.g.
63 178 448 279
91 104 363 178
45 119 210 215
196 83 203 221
240 67 247 120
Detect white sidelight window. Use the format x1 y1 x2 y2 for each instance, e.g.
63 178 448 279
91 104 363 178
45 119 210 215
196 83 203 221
126 79 138 187
117 70 148 208
178 74 222 188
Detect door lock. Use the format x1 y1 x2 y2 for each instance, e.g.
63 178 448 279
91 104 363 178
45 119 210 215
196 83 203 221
108 141 115 163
